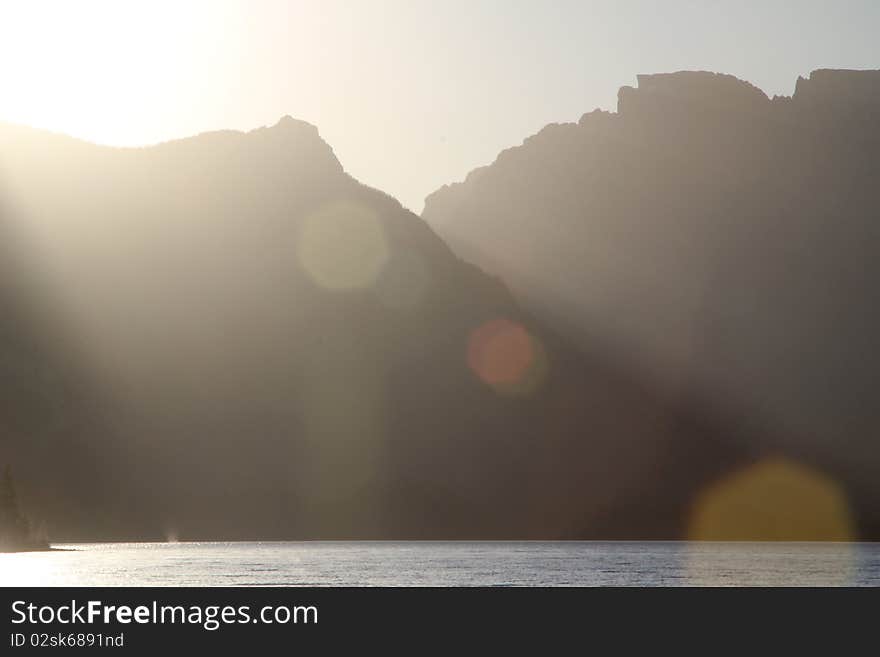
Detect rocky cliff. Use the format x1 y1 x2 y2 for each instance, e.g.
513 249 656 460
0 117 749 540
424 69 880 536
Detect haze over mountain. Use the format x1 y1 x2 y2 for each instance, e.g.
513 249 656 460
0 117 753 542
424 69 880 535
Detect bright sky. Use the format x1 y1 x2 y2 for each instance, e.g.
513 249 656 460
1 0 877 211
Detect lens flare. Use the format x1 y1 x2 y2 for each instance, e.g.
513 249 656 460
296 201 388 290
688 458 856 541
467 318 547 396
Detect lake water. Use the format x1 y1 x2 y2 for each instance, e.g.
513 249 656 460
2 541 879 587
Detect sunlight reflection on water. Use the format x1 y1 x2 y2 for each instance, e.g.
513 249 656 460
2 541 879 587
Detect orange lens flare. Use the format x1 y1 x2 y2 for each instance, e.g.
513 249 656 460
467 319 547 395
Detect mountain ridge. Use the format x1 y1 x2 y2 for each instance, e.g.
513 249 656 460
427 68 880 207
1 113 753 541
423 68 880 536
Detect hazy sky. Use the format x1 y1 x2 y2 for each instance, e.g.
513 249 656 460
1 0 877 211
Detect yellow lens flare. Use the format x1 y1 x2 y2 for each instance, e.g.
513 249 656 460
687 458 856 542
467 318 548 396
296 201 389 291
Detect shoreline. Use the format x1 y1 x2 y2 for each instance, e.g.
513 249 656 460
0 545 65 554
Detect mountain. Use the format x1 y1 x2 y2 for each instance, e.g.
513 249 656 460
0 116 759 540
423 69 880 535
0 464 49 551
0 188 117 542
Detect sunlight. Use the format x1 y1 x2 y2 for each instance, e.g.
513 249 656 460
1 0 878 598
0 1 208 145
0 551 59 586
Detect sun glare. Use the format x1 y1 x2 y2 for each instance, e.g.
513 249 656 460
0 1 211 145
0 551 58 586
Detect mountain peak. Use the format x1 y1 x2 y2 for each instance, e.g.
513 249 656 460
237 115 343 177
618 70 769 117
273 114 320 134
793 68 880 112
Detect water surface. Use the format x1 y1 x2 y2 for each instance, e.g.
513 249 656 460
2 541 878 586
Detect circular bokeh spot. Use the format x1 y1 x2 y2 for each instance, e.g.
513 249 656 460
297 201 389 290
467 318 548 396
688 458 855 541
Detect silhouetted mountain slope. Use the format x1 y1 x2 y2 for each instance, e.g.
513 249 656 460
0 117 751 541
424 69 880 535
0 203 122 542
